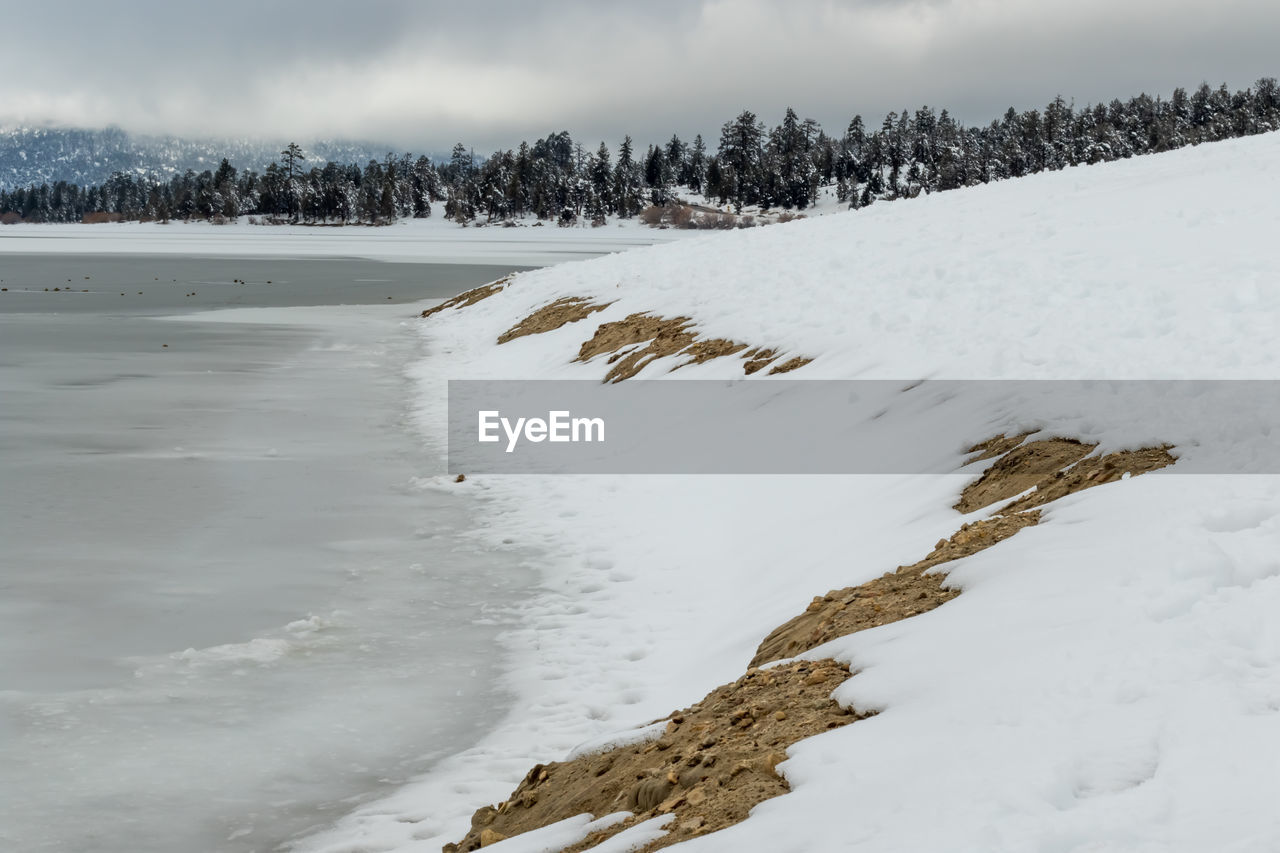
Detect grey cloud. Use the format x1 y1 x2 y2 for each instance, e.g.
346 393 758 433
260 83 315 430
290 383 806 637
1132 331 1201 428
2 0 1277 154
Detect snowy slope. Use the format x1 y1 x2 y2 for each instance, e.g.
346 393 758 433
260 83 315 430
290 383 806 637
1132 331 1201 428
297 132 1280 852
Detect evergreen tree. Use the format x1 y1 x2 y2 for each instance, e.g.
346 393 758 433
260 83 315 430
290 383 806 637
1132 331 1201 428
686 134 707 192
613 136 642 217
718 110 766 208
8 76 1278 229
769 107 816 208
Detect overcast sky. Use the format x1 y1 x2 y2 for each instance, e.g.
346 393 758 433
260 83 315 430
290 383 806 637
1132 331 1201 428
3 0 1278 152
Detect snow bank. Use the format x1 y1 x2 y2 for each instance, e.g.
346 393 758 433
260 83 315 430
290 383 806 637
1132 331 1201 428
298 132 1280 852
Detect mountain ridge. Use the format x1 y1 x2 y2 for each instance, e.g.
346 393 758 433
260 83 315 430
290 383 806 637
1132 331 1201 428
0 124 401 190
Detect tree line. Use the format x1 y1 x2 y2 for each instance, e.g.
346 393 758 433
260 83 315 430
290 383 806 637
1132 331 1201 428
2 78 1277 227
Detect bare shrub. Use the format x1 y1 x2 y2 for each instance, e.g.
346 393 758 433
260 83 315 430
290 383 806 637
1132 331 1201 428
639 205 665 226
0 212 22 225
694 212 734 230
739 215 756 228
672 205 695 229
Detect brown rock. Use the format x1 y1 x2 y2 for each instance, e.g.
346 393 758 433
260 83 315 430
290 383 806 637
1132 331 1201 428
629 777 674 811
479 828 507 847
680 816 707 834
759 752 788 773
657 793 687 814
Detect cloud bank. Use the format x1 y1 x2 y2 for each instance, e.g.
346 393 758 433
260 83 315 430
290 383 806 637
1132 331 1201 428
4 0 1277 150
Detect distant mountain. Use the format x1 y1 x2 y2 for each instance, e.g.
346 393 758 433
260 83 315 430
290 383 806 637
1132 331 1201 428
0 125 398 189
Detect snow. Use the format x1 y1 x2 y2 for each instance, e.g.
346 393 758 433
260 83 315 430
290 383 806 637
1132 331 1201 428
0 216 696 267
565 720 669 761
296 131 1280 853
478 813 634 853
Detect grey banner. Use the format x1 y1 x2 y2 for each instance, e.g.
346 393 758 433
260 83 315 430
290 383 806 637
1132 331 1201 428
447 380 1280 474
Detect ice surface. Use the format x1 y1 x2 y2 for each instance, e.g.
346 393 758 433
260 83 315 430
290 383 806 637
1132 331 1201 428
0 216 695 267
0 293 535 852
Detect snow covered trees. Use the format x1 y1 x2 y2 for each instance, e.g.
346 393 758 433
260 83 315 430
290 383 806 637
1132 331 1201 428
5 77 1279 226
766 107 817 209
718 110 767 209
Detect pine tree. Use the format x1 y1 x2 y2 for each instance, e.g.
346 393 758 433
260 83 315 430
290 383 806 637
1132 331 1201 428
665 135 685 182
718 110 766 209
613 136 641 218
686 134 707 192
769 107 816 209
645 145 670 204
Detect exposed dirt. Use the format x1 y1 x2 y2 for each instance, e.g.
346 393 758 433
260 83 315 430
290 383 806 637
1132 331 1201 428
422 280 815 379
751 510 1040 667
420 276 513 318
573 313 812 383
768 356 813 375
575 313 699 383
754 435 1176 667
673 338 749 369
497 297 612 345
955 437 1097 513
741 348 779 375
964 432 1034 463
956 436 1176 513
998 445 1177 513
445 660 862 853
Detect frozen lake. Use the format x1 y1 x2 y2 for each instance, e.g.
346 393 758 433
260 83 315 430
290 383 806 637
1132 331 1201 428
0 255 534 852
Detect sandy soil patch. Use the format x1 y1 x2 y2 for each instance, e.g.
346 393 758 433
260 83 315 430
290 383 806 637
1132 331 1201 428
767 356 813 375
673 338 748 369
755 435 1176 667
497 297 612 345
420 276 514 318
575 313 698 383
751 509 1040 667
419 275 814 379
445 660 862 852
956 437 1175 513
